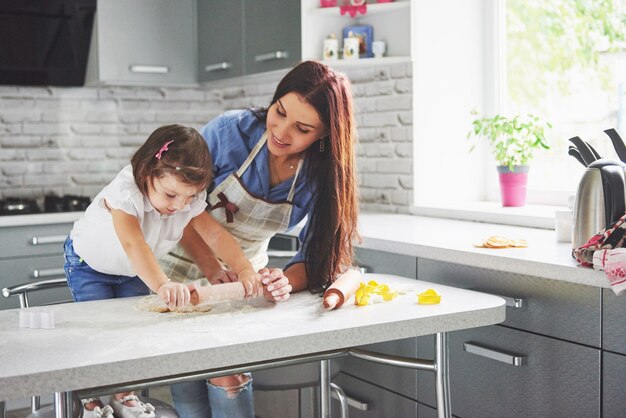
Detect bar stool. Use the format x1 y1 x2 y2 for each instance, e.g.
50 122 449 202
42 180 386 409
253 361 349 418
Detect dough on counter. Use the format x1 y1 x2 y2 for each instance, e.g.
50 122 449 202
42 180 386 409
135 295 213 314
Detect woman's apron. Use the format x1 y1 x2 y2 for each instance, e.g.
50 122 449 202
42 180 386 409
160 132 302 281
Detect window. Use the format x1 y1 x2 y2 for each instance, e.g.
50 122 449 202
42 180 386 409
502 0 626 206
412 0 626 221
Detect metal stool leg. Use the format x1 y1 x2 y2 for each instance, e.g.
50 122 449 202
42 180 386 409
330 383 348 418
434 332 451 418
319 360 331 418
54 392 67 418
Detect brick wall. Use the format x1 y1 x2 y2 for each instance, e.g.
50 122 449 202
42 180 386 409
0 62 412 213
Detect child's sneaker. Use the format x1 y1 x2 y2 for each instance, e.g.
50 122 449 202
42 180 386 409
81 398 114 418
110 394 156 418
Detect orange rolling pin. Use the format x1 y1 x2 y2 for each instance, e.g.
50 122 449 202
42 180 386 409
191 282 246 304
323 268 363 310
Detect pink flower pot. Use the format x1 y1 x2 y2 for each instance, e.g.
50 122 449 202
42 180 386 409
497 165 529 207
320 0 337 7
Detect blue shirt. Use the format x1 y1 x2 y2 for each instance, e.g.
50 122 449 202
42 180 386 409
200 109 312 266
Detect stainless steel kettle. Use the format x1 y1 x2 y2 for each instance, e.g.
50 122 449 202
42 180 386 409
572 160 626 249
570 129 626 250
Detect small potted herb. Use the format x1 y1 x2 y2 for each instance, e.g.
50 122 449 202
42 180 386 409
467 112 551 206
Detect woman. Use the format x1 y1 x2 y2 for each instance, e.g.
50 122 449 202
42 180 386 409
162 60 359 418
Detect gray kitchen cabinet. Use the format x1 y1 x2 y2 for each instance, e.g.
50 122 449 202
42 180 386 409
266 233 298 269
197 0 244 82
332 372 418 418
603 351 626 417
197 0 300 82
417 259 602 347
416 258 602 417
355 248 417 278
244 0 301 75
0 223 72 310
416 326 601 418
86 0 196 86
602 289 626 354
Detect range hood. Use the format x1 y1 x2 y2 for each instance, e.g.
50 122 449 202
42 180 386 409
0 0 96 86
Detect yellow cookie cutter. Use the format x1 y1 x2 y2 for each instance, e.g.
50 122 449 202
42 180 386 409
354 280 398 306
418 289 441 305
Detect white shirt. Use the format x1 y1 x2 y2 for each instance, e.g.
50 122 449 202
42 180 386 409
71 165 207 277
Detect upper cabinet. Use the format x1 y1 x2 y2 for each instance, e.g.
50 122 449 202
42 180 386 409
244 0 301 75
197 0 244 82
301 0 412 66
198 0 301 82
86 0 196 86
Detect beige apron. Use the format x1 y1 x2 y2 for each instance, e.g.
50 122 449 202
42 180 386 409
160 132 302 281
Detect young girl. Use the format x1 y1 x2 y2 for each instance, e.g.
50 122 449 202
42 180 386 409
64 124 263 418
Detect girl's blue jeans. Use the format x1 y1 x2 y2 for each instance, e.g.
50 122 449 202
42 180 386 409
64 237 150 301
170 377 255 418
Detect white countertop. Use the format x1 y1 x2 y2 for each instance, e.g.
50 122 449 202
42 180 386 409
354 213 607 289
0 211 606 289
0 274 505 401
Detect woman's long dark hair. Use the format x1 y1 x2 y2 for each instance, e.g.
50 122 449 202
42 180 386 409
262 61 360 293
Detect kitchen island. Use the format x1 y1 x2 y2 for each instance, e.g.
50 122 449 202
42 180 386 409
0 211 617 417
0 275 504 418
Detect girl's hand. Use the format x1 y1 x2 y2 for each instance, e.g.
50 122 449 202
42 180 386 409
238 270 263 298
208 269 239 285
259 268 293 303
157 281 191 308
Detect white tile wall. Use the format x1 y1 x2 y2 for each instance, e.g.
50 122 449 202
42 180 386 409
0 63 412 213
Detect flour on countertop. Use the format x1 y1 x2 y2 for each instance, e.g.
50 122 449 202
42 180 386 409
135 295 213 314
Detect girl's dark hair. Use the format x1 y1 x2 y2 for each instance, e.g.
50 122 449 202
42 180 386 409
264 60 360 293
131 124 212 194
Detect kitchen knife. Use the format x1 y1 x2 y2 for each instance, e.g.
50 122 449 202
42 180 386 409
568 136 597 166
568 146 587 167
604 128 626 163
585 141 602 160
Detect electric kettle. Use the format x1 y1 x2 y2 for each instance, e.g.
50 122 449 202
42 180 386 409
570 129 626 250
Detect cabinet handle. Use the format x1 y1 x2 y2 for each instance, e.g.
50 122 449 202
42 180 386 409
330 388 369 411
463 342 526 366
129 65 169 74
33 268 66 279
31 235 67 245
255 50 289 62
204 62 233 72
496 294 526 309
465 288 526 309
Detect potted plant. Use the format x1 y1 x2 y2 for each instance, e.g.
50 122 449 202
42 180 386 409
467 112 551 207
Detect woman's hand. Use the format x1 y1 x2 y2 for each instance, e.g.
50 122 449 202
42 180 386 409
157 281 191 308
259 268 293 303
238 270 264 298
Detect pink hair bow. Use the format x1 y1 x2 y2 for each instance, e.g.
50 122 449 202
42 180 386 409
155 140 174 160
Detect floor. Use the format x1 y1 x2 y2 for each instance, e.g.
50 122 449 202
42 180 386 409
5 386 173 418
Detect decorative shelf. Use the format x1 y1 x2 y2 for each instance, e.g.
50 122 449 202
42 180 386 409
311 2 410 16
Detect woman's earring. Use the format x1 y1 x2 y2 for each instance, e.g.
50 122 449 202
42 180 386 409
319 138 325 152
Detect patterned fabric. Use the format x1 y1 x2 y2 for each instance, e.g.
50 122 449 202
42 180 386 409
574 211 626 295
573 211 626 266
207 132 302 271
592 249 626 295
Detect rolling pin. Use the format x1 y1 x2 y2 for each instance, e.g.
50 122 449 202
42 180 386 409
191 282 246 304
323 268 363 310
